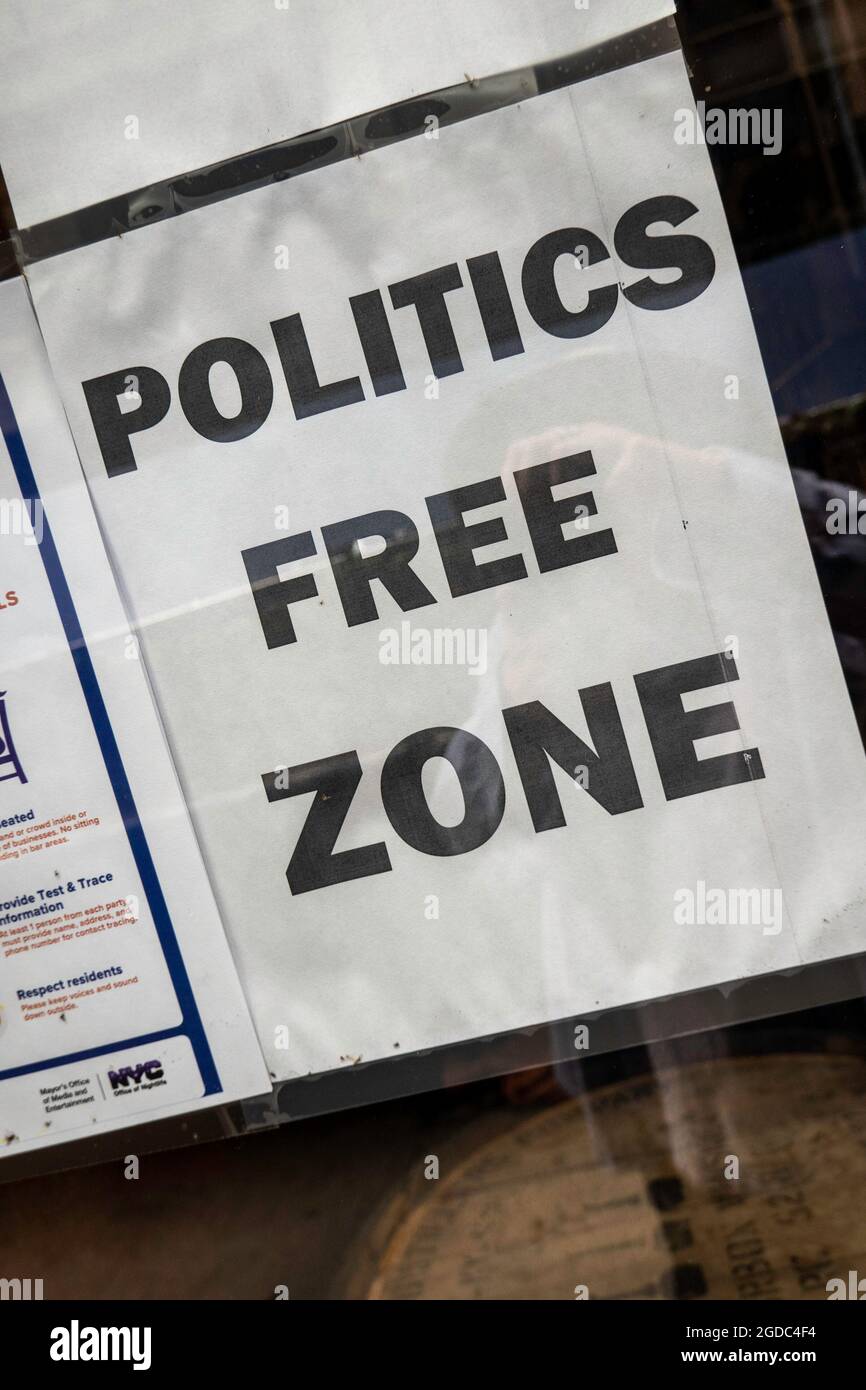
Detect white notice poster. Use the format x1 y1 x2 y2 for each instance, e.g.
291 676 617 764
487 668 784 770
0 278 269 1154
25 48 866 1085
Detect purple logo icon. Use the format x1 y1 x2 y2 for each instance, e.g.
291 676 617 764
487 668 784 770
0 691 26 787
108 1059 164 1091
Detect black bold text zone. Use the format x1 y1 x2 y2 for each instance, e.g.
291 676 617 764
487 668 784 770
262 652 763 895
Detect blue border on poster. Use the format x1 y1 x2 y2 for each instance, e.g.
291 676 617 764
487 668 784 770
0 372 220 1095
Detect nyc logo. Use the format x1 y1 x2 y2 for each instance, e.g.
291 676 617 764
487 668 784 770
0 691 26 787
108 1060 164 1091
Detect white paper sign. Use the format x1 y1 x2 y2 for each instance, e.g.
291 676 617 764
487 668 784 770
26 48 866 1086
0 0 673 228
0 279 269 1154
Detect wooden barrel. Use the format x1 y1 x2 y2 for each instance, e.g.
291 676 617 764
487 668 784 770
348 1052 866 1299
